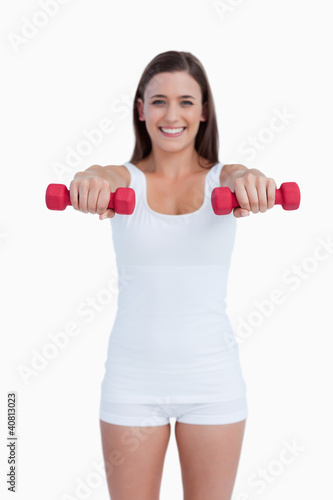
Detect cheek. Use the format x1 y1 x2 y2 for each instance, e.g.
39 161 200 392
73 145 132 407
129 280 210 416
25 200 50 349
144 112 163 138
184 107 202 123
145 107 163 124
185 112 203 132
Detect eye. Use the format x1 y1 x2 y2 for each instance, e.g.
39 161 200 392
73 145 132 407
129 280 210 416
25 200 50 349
151 100 194 106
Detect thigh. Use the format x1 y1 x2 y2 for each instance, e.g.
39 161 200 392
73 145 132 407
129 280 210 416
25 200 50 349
175 402 247 500
99 402 171 500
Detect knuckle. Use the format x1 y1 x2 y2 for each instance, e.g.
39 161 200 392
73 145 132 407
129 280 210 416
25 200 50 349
257 176 267 186
69 179 77 191
234 177 244 188
245 171 255 181
78 179 89 195
90 176 100 187
267 177 277 187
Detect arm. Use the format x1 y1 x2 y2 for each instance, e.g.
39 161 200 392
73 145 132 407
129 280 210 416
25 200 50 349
220 164 277 218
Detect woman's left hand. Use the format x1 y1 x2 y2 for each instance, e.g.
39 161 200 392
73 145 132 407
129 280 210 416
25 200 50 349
232 169 277 218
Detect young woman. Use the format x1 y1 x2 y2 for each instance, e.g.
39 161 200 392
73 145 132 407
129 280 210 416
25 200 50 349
70 51 276 500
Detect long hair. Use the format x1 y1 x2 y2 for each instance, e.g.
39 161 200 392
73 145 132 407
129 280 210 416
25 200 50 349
129 50 219 170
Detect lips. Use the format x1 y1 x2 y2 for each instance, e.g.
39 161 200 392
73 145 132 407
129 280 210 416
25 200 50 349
159 127 186 137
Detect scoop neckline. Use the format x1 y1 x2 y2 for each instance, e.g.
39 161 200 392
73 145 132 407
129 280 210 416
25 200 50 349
125 161 219 218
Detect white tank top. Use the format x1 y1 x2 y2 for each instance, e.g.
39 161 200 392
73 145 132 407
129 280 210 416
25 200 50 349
100 161 247 404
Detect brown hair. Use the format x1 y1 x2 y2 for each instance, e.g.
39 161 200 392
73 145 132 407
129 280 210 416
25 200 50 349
129 50 219 170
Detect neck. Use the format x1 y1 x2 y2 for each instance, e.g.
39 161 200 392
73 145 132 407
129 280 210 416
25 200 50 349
144 147 204 180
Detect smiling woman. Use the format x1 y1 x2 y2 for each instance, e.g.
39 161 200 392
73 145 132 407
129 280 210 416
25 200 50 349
64 46 277 500
93 50 250 500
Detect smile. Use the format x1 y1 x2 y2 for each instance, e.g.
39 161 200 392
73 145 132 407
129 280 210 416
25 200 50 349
159 127 186 137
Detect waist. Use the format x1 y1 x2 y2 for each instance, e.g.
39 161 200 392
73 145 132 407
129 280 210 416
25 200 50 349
117 264 229 315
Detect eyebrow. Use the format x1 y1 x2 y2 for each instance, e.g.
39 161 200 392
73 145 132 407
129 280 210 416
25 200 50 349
149 94 196 100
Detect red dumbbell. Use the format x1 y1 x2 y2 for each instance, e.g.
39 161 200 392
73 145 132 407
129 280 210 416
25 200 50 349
45 183 136 215
211 182 301 215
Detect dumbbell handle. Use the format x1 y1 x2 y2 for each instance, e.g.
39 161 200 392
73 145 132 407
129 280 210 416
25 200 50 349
211 182 301 215
45 183 135 214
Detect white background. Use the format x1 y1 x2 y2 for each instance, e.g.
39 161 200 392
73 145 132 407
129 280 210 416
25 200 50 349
1 0 332 499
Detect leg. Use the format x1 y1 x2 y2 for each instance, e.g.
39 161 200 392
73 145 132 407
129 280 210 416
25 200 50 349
175 419 246 500
100 419 171 500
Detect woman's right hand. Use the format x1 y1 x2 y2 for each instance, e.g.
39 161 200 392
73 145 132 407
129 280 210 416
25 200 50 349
69 172 116 220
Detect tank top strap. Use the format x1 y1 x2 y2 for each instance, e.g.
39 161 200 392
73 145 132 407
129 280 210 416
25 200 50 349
122 161 145 198
206 162 224 193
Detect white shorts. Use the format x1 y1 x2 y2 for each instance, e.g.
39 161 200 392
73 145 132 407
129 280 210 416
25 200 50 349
99 397 248 427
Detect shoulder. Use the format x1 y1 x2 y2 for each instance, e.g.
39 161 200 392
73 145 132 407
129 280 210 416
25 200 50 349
104 164 131 188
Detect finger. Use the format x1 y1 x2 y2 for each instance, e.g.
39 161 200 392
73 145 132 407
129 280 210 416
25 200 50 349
87 184 99 214
234 183 251 212
267 178 277 209
233 207 250 218
256 179 268 212
96 185 111 214
78 180 89 213
100 209 115 220
244 183 259 213
69 180 79 210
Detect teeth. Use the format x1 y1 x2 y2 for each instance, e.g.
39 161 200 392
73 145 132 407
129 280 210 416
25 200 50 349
161 127 185 134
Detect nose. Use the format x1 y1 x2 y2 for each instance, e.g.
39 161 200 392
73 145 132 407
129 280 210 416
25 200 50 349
164 102 180 123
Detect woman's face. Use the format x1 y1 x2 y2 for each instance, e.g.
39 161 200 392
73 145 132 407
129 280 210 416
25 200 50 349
137 71 207 154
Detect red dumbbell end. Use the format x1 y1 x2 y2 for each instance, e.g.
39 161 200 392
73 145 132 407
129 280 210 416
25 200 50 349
110 187 136 215
211 187 234 215
45 184 70 210
276 182 301 210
